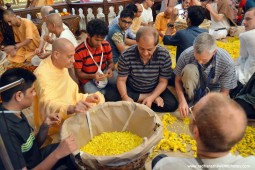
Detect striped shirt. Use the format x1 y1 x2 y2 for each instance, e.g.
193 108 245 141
74 39 112 84
118 45 173 93
174 47 237 91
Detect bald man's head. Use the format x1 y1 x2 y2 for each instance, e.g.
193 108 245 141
52 38 74 53
52 38 75 69
47 13 63 28
192 93 247 152
135 3 143 17
40 6 54 19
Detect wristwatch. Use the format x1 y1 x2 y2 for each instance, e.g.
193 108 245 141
167 23 175 28
14 44 17 50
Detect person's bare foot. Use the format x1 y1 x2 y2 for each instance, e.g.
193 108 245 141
154 96 164 107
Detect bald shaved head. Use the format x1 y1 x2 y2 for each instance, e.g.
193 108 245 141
52 38 75 69
52 38 74 53
40 6 54 18
193 93 247 152
47 13 63 28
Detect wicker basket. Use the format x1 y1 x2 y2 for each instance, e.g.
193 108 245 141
75 153 149 170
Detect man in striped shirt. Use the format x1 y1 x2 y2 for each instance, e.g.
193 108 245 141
74 19 116 95
174 33 237 118
106 26 178 112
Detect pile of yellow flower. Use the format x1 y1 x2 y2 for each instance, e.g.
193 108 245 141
151 113 255 158
81 131 143 156
150 113 197 158
231 126 255 157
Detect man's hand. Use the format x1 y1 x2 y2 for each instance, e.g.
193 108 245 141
55 135 78 159
105 68 113 78
35 48 43 55
94 72 106 81
38 52 51 59
68 100 92 114
154 96 164 108
205 3 213 12
122 94 134 102
43 35 53 44
4 45 16 56
142 96 154 108
86 94 100 104
43 113 61 127
178 100 189 118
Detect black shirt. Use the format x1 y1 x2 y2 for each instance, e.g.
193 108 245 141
0 105 42 169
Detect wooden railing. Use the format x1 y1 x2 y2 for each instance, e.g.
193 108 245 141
0 0 161 46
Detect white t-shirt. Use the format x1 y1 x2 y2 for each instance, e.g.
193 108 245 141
236 29 255 84
59 29 78 47
41 22 69 51
210 2 230 30
153 153 255 170
140 3 153 24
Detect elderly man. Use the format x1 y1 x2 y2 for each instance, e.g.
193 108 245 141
155 7 178 40
34 6 69 60
141 0 155 26
3 10 40 64
45 13 77 47
74 19 116 95
45 13 78 82
106 27 178 112
235 8 255 85
0 68 77 169
106 9 136 63
163 6 208 61
175 33 236 118
152 93 255 170
130 3 143 34
34 38 103 141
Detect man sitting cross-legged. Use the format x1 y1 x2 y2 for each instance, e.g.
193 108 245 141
106 27 178 112
74 19 117 95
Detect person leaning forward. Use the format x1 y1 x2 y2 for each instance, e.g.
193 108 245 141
174 33 237 118
3 10 40 64
152 93 255 170
33 38 104 142
106 26 178 112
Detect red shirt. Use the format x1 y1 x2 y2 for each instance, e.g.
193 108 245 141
74 38 112 84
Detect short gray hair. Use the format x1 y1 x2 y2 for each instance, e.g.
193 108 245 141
193 33 217 54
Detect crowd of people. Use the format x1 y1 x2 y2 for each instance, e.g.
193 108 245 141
1 0 255 169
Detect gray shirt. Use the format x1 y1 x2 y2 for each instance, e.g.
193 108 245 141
174 47 237 91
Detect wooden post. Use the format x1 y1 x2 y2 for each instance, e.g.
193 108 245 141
102 0 109 25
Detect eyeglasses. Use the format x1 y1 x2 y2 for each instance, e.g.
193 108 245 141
121 19 132 25
189 106 196 121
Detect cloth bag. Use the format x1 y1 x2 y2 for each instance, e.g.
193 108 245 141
60 101 163 169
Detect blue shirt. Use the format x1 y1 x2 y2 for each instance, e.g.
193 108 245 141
163 26 208 61
106 23 125 63
109 15 136 39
